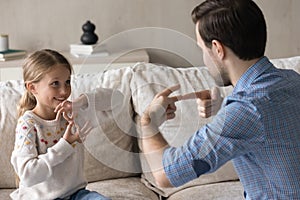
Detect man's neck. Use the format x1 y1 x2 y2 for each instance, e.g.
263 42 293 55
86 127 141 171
227 57 261 87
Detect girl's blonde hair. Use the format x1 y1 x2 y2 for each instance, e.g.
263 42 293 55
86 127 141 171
18 49 73 117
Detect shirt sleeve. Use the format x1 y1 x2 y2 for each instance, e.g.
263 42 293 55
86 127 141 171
11 117 75 187
163 98 265 187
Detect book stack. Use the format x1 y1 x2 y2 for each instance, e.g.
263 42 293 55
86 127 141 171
0 49 26 61
70 43 109 58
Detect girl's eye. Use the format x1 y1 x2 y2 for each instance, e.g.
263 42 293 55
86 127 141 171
51 81 60 87
66 80 71 85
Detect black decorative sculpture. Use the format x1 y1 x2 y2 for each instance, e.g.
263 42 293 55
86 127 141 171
80 20 98 45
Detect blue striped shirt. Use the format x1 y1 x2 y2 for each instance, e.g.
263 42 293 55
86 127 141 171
163 57 300 199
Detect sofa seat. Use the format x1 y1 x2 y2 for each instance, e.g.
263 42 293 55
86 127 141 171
87 177 159 200
0 189 15 200
1 177 159 200
166 181 244 200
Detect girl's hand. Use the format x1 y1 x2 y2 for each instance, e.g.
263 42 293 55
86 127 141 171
55 100 74 122
55 95 88 122
63 121 92 144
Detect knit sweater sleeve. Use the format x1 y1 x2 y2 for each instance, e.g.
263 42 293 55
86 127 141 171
11 117 75 187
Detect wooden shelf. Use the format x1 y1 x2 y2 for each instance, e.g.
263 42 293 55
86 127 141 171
0 49 149 81
65 49 149 65
0 49 149 69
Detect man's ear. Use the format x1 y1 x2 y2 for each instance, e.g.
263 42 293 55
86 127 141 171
211 39 225 60
26 82 37 94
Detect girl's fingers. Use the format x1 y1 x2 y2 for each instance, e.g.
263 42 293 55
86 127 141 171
54 102 63 113
55 100 72 113
55 103 73 122
55 107 64 121
54 104 61 113
63 111 73 122
64 121 74 135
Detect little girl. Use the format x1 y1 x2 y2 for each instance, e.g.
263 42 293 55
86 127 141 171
10 49 110 200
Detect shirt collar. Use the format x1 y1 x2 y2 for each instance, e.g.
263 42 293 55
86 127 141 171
233 56 273 93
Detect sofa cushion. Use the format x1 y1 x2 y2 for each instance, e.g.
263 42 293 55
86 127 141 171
0 189 15 200
141 161 239 198
71 66 141 182
271 56 300 73
0 81 24 188
87 177 159 200
130 62 239 197
166 181 244 200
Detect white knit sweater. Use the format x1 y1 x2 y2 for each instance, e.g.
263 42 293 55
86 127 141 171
11 110 87 199
10 88 116 200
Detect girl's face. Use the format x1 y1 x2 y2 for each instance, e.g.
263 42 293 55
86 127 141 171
29 64 71 120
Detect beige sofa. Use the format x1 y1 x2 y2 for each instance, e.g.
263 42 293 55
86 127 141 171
1 56 299 200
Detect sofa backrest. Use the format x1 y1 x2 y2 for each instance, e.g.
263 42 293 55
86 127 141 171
270 56 300 74
0 81 24 188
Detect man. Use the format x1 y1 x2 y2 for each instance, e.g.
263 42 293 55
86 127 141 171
141 0 300 199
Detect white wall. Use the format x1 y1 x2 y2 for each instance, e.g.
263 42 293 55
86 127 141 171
0 0 299 67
